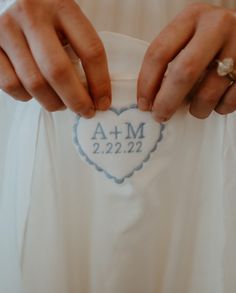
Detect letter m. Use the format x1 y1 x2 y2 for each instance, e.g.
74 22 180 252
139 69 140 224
125 122 146 139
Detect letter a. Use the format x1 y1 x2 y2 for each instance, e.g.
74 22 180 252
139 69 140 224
91 123 107 140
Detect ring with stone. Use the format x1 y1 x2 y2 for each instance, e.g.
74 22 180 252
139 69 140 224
216 58 236 83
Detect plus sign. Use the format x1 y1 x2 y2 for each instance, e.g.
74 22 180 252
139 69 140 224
110 126 122 139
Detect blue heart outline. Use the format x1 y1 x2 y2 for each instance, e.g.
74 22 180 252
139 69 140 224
73 104 165 184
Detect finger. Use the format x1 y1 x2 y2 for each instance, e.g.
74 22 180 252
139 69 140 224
57 2 111 111
215 82 236 114
0 15 65 111
22 23 95 118
190 57 234 119
0 47 31 101
137 11 196 111
151 28 225 122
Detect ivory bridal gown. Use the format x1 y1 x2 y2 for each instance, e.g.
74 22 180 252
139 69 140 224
0 0 236 293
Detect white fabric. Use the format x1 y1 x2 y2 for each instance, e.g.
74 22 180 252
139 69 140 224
0 1 236 293
78 0 236 42
0 0 14 13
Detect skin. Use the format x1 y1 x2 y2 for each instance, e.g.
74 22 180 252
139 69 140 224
0 0 111 118
138 3 236 122
0 1 235 122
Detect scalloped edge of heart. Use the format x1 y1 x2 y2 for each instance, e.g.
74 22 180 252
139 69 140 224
73 104 166 184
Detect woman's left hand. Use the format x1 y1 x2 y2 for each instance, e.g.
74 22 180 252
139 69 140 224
138 3 236 122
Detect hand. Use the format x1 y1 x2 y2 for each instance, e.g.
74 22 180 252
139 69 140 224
0 0 111 118
138 3 236 122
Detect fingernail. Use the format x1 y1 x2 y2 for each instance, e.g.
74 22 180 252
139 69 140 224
96 96 111 111
138 97 151 111
152 111 168 123
83 107 95 119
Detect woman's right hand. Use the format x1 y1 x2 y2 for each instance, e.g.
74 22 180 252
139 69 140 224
0 0 111 118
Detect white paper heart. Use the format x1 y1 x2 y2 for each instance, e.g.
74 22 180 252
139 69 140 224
73 105 165 184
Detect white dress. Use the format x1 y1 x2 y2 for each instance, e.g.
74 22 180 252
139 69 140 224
0 1 236 293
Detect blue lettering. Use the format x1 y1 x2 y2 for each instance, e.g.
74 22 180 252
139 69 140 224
125 122 146 139
91 123 107 140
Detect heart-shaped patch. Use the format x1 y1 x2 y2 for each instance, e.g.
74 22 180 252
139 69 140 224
73 105 165 184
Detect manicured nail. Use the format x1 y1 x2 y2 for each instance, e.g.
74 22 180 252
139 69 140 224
83 107 95 119
96 96 111 111
152 111 168 123
138 97 151 111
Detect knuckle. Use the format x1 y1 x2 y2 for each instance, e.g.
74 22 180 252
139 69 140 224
47 61 69 81
146 41 168 63
0 77 32 101
82 40 105 63
0 77 20 93
170 60 197 84
24 73 46 92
